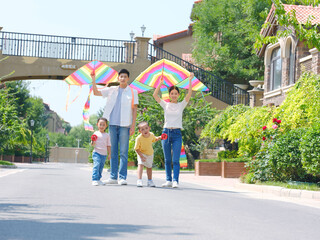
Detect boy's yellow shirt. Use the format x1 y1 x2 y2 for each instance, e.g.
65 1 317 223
134 132 157 156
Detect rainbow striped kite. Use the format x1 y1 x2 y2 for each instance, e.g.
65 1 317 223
64 60 118 131
129 58 209 102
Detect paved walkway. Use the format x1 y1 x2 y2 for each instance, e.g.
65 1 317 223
149 170 320 209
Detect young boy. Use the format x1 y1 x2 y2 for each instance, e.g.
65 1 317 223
134 121 161 187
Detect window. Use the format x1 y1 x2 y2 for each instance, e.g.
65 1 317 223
289 44 295 85
270 47 282 90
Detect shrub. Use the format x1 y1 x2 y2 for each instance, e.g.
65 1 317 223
218 150 238 159
267 128 307 181
300 124 320 177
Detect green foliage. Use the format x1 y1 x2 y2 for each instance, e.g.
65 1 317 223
218 150 238 159
267 128 307 181
226 106 273 156
0 160 15 166
300 124 320 177
201 104 250 142
192 0 271 83
275 72 320 130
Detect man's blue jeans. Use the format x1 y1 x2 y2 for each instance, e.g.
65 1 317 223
161 128 182 182
109 125 130 180
92 151 107 181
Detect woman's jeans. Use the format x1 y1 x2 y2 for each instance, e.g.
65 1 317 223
92 151 107 181
109 125 130 180
161 128 182 182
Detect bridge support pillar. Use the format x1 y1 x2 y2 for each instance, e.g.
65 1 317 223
135 37 151 60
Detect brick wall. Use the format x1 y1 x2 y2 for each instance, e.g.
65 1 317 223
195 161 221 176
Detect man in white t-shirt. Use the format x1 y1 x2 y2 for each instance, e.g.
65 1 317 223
92 69 138 185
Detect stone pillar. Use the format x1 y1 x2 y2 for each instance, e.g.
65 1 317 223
310 48 320 74
124 42 135 63
248 80 264 107
134 37 151 59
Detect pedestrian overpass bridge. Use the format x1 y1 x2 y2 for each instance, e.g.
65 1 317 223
0 30 249 108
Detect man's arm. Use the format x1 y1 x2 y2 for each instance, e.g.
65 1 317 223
130 104 138 136
91 71 102 96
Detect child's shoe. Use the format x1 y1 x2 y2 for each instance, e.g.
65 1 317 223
147 180 156 187
137 179 143 187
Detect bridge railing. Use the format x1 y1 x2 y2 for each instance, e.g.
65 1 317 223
0 31 135 63
148 43 249 106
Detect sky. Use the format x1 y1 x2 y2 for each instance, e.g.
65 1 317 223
0 0 197 126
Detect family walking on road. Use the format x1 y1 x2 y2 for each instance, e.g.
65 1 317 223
90 68 194 188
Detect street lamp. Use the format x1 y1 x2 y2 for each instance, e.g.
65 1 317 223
45 134 50 163
129 31 135 41
141 25 146 37
30 119 35 164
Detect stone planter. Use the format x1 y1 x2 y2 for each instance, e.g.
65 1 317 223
221 161 247 178
195 161 221 176
195 161 247 178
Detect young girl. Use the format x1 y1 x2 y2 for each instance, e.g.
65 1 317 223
152 73 194 188
91 117 111 186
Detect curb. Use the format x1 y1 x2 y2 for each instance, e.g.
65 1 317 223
0 165 17 169
235 183 320 200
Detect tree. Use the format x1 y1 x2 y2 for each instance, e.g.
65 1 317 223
255 0 320 51
191 0 272 84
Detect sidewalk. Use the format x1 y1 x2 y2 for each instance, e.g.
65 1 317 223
147 170 320 209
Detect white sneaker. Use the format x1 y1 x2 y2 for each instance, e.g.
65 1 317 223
172 181 179 188
98 180 106 186
162 181 172 187
147 180 156 187
103 178 118 184
137 179 143 187
118 179 127 185
92 181 99 186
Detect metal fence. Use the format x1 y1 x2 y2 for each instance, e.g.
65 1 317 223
148 43 249 106
0 31 135 63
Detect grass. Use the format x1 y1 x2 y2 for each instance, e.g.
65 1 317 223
256 181 320 191
0 160 15 166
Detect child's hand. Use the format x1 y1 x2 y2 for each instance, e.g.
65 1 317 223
107 155 111 161
156 136 161 142
141 155 146 162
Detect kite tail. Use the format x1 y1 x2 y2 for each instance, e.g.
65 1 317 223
180 142 188 168
83 85 94 131
160 85 170 102
66 85 82 111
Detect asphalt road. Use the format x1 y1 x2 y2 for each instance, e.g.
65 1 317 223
1 163 320 240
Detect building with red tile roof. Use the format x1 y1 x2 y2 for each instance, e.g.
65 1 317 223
257 4 320 107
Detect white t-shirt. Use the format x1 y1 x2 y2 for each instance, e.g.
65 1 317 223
160 99 188 129
93 131 111 156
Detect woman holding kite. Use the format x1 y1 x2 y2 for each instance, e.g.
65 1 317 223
153 72 194 188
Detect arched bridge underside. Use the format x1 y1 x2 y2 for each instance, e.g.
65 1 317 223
0 31 248 108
